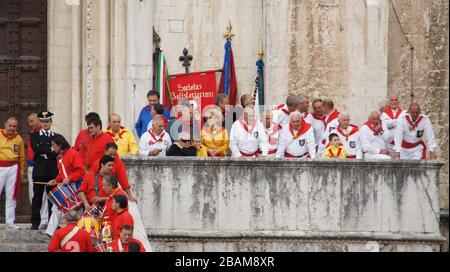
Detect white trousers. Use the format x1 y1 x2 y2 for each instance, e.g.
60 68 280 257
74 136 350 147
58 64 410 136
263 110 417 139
27 166 49 225
0 165 18 224
400 146 424 160
364 153 391 160
45 205 61 236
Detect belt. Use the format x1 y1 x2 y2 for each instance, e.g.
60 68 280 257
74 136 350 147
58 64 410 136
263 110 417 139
346 155 357 159
401 140 427 159
256 149 277 155
240 151 257 157
0 160 18 167
284 152 309 158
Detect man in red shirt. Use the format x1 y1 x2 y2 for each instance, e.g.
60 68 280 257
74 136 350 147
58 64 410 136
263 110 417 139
109 224 145 252
73 112 100 161
78 155 114 211
111 194 134 240
80 118 114 172
102 175 127 226
48 210 93 252
91 143 136 202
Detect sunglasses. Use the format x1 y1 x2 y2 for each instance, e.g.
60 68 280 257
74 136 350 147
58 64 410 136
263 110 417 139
41 120 51 123
181 139 191 144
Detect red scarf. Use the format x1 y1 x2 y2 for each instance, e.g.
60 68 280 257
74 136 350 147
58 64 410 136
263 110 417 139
275 104 290 115
384 107 403 120
325 110 340 125
405 115 423 131
289 120 311 140
148 129 166 145
364 120 383 136
106 127 127 140
239 118 257 134
267 122 281 145
336 125 359 141
1 129 18 140
326 144 344 158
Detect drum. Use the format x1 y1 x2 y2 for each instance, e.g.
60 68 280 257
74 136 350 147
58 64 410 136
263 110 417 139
47 184 82 213
77 215 101 242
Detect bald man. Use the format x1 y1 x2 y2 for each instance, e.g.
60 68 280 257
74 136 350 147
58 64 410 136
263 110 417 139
276 111 316 159
359 111 392 159
326 113 363 159
381 93 406 154
105 113 138 157
393 103 437 160
139 116 172 157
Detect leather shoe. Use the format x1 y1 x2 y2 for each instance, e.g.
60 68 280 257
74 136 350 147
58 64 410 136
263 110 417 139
30 225 39 230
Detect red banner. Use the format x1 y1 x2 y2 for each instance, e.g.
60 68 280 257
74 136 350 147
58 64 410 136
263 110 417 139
168 70 218 112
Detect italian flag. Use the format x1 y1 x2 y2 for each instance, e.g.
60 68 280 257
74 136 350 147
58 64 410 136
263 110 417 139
155 52 171 109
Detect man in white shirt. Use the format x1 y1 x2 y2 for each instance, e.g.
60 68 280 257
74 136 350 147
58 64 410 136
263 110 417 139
272 95 302 127
381 93 406 154
229 106 269 158
311 99 326 147
317 99 340 156
297 94 313 124
258 110 281 157
276 111 316 159
326 113 362 159
359 111 392 160
393 103 438 160
139 116 172 157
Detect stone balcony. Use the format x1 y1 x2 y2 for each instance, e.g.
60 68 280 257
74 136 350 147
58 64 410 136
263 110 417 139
123 157 445 252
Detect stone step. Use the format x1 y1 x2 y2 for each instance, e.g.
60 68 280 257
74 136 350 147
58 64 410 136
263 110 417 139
0 228 50 244
0 243 47 252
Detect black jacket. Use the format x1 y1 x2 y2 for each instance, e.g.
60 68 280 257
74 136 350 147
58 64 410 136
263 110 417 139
166 144 197 157
30 130 58 179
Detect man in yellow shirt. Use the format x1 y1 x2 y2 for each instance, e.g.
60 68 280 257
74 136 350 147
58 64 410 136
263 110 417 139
105 113 138 157
0 117 25 230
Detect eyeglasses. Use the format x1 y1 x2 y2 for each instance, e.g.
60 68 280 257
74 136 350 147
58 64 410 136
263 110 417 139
41 120 51 123
181 139 191 144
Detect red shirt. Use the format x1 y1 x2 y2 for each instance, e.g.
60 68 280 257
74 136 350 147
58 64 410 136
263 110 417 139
109 238 145 252
82 132 114 171
91 155 130 190
48 223 93 252
112 209 134 240
55 148 85 183
78 170 108 204
26 126 42 163
102 188 127 225
73 129 89 160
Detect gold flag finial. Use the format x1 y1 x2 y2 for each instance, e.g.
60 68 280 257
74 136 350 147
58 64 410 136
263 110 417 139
258 48 264 59
223 20 234 40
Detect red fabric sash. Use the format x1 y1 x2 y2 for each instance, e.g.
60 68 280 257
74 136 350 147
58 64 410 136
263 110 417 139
346 155 356 159
325 110 339 125
148 129 165 145
284 152 309 158
240 151 257 157
336 125 359 141
401 140 427 159
384 107 403 120
405 115 423 131
257 149 277 155
0 160 21 200
239 118 257 134
289 120 311 140
364 120 383 136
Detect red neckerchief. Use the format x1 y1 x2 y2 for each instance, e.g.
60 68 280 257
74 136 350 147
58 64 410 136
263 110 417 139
384 107 403 120
325 110 340 125
326 144 344 158
1 129 18 140
275 104 290 115
312 113 326 127
239 118 257 134
336 125 359 141
106 127 127 140
302 112 310 119
202 125 224 139
267 122 281 145
148 129 165 145
405 114 423 131
364 120 383 136
289 120 311 139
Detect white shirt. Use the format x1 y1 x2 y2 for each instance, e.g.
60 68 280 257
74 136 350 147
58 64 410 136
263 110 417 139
359 121 392 155
381 108 406 131
394 113 437 152
263 123 281 153
276 121 316 158
229 119 269 157
311 114 326 146
139 129 172 157
318 115 340 155
272 104 291 127
301 111 313 125
327 125 363 159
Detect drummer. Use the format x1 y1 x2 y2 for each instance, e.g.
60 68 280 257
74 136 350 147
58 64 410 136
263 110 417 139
102 175 127 226
78 155 114 211
43 134 86 237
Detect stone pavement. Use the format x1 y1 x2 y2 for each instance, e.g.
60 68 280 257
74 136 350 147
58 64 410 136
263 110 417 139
0 224 48 252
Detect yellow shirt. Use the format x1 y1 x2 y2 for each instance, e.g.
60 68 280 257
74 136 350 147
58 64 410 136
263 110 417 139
0 129 25 176
201 126 229 156
323 144 347 159
105 127 138 157
196 145 208 157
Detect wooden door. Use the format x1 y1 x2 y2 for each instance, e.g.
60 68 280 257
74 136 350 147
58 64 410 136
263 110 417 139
0 0 47 223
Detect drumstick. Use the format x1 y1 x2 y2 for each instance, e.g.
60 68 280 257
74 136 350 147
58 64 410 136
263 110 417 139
34 182 54 185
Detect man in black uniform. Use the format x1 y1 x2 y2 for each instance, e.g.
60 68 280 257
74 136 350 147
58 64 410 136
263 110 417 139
30 111 58 230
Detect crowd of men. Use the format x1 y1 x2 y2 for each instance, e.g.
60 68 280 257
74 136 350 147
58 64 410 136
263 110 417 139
0 89 439 252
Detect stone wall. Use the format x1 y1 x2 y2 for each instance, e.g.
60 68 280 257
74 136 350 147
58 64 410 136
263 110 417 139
387 0 449 210
123 157 445 252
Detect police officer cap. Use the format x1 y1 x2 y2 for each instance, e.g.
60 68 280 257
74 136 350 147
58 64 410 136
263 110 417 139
37 111 54 120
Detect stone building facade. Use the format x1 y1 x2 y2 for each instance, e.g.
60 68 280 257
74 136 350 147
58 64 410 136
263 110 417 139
44 0 448 235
